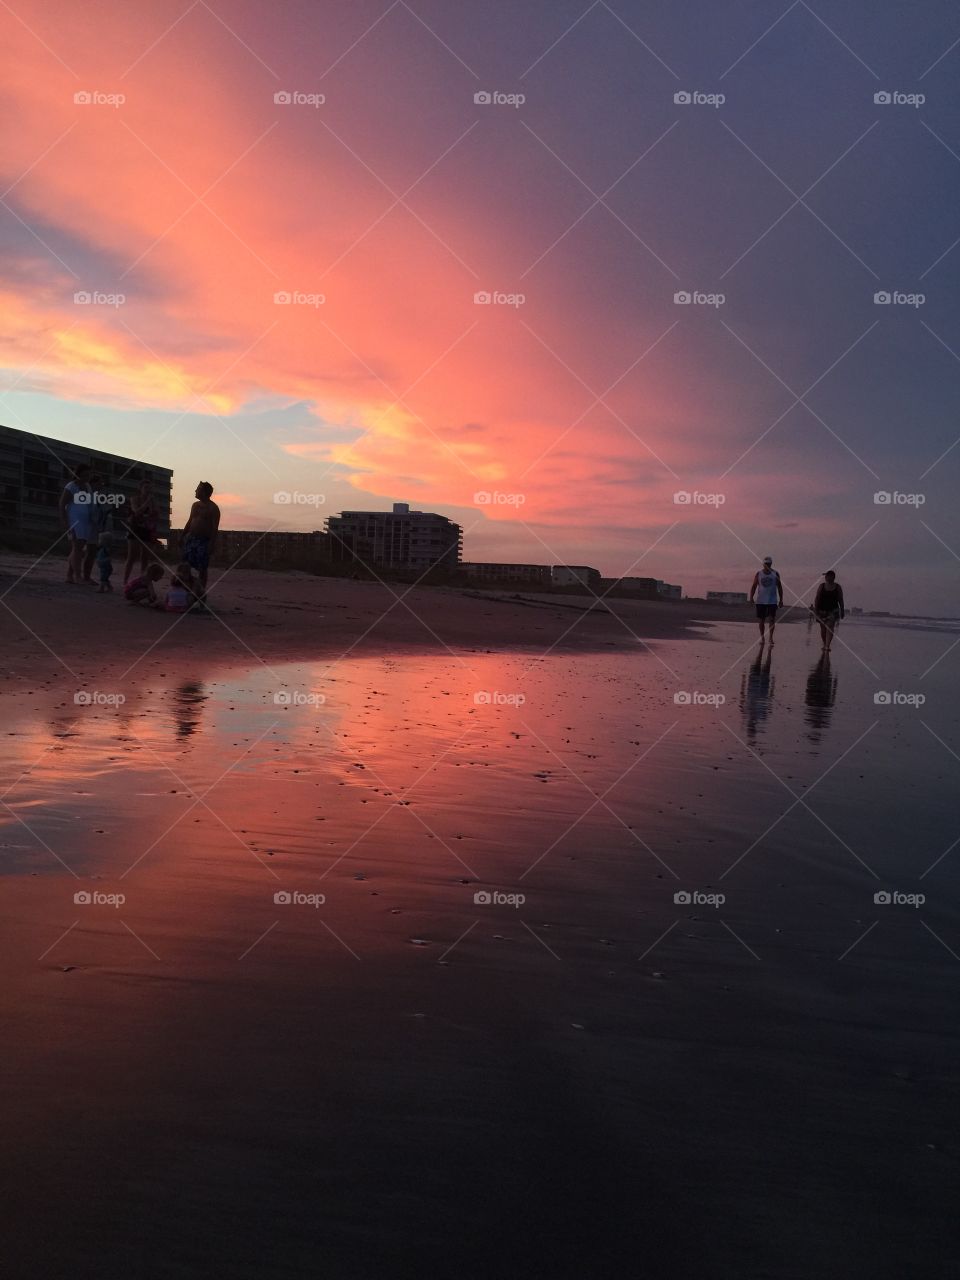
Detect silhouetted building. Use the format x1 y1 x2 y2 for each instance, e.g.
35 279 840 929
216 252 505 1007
552 564 601 590
325 502 462 571
0 423 171 549
707 591 749 604
602 576 660 599
461 562 552 587
658 582 682 600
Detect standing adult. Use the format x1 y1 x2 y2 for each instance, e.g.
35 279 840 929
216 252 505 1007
59 464 94 584
182 481 220 602
123 478 159 584
81 472 109 583
749 555 784 645
813 570 845 651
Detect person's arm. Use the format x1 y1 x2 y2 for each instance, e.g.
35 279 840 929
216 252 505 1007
813 584 823 613
776 572 784 606
749 571 759 602
59 484 73 528
209 502 221 551
183 501 197 540
837 585 845 619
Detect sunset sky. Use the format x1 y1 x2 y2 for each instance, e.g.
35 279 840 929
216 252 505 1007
3 0 960 609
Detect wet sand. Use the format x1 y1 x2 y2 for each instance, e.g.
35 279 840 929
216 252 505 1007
1 558 958 1278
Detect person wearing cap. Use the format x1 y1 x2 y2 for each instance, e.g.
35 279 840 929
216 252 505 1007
749 555 784 645
813 570 845 651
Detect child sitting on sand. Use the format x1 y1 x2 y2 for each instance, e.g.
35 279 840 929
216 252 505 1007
124 563 165 607
164 562 201 613
95 533 114 594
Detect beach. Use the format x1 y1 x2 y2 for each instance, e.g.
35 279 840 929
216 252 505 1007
1 555 958 1277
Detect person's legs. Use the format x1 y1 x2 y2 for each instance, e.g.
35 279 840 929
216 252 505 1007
825 618 836 651
768 612 776 645
82 543 97 582
68 537 86 582
124 538 138 583
818 619 828 647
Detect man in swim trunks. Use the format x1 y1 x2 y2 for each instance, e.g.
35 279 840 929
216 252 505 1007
181 481 220 602
749 555 784 645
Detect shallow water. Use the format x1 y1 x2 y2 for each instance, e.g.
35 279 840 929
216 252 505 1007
2 618 958 1276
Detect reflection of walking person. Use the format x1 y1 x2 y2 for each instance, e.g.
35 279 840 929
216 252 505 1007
813 570 844 651
739 645 775 744
804 653 838 743
749 556 784 645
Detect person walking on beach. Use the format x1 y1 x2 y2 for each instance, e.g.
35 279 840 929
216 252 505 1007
749 555 784 645
181 481 220 602
813 570 845 651
59 464 94 584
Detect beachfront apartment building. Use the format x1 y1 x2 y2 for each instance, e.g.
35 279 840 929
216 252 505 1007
707 591 749 605
0 424 172 550
325 503 462 571
460 561 552 588
658 582 682 599
552 565 601 590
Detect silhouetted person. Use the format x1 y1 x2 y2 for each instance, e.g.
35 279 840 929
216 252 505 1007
182 481 220 602
813 570 845 651
749 555 784 645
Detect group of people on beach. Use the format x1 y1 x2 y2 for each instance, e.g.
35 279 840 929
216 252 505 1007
749 555 845 651
60 468 220 615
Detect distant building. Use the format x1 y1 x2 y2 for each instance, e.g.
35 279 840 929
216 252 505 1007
850 607 863 616
552 564 601 590
707 591 749 605
461 562 552 587
168 528 355 571
601 576 660 599
658 582 682 600
0 423 171 549
325 502 462 571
